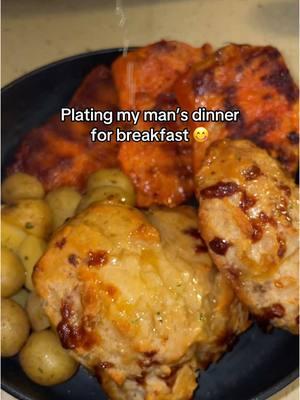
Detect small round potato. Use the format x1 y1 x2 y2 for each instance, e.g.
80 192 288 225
19 330 78 386
1 219 27 252
45 187 81 230
87 169 135 197
11 288 29 308
1 299 30 357
2 199 53 239
26 292 50 331
2 173 44 204
77 185 135 213
17 235 47 291
1 246 25 297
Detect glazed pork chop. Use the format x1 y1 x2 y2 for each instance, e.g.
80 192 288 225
196 139 299 334
33 204 250 400
8 66 120 192
175 44 299 175
112 40 212 111
115 41 212 207
118 91 194 208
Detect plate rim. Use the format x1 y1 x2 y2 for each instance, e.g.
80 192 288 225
1 47 136 92
2 368 299 400
1 48 299 400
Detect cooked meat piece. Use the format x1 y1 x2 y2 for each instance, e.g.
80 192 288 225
118 92 194 208
112 40 212 110
175 44 299 175
118 138 193 208
115 41 212 207
8 117 119 192
8 66 120 192
70 65 119 110
196 139 299 334
33 204 250 400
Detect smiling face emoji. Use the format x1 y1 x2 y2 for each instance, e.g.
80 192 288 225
193 127 209 142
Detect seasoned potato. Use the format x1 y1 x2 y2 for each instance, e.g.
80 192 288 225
19 330 78 386
77 186 135 213
18 236 47 291
45 187 81 230
87 168 135 197
1 246 25 297
1 299 30 357
26 292 50 331
11 288 29 308
1 173 45 204
2 199 52 239
1 219 27 252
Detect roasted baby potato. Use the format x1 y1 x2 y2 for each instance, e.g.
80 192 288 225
1 299 30 357
19 330 78 386
45 187 81 230
1 219 27 252
87 168 135 197
2 199 52 239
77 185 135 212
26 292 50 331
18 235 47 291
1 173 45 204
1 246 25 297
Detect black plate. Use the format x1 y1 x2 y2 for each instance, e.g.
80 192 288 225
1 49 299 400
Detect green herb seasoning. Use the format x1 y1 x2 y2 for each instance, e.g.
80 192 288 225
156 312 163 323
131 317 141 324
199 313 206 321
